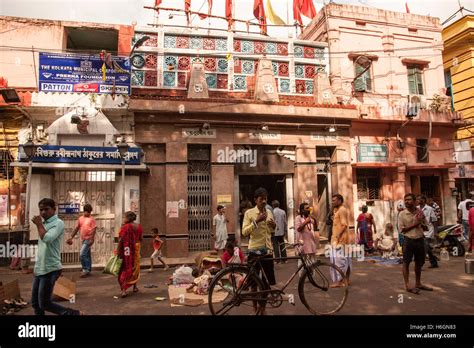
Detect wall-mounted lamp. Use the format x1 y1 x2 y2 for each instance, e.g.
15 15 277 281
328 125 337 133
261 125 269 131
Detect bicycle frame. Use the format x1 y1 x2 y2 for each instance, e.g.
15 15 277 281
228 252 327 303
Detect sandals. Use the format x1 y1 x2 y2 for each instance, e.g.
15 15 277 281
417 285 433 291
406 287 420 295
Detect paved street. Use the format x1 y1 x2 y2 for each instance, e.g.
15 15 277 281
2 256 472 315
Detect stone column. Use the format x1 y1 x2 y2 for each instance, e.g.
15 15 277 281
442 168 457 225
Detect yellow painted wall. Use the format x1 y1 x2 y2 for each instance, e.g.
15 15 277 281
442 16 474 147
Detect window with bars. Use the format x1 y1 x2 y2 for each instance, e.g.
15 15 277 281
0 150 14 179
357 169 381 200
354 61 372 92
407 65 424 95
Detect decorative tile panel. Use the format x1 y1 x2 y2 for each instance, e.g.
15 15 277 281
217 58 228 73
204 57 217 71
164 35 177 48
294 46 304 58
163 72 176 87
203 37 216 50
216 38 228 51
131 71 144 86
305 65 316 79
164 56 178 70
145 54 158 69
265 42 277 54
178 72 187 88
278 62 289 77
242 40 254 53
242 60 255 75
279 79 290 93
304 46 315 59
190 36 203 49
277 43 288 56
217 74 228 89
145 71 157 86
295 64 304 78
176 36 189 49
178 56 191 71
233 40 242 52
295 80 306 94
205 73 217 89
305 80 314 94
233 75 247 90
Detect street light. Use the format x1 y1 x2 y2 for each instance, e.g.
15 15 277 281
117 140 129 219
131 35 150 56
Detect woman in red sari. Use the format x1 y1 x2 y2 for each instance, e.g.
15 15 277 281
117 211 143 298
356 205 376 253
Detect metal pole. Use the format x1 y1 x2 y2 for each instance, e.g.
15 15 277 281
122 158 125 219
24 159 32 242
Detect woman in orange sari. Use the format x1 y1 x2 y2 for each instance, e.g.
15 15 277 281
118 211 143 298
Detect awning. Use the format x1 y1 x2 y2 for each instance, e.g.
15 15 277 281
11 162 148 171
351 162 400 168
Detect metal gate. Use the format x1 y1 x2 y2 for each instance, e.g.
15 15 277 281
53 171 115 265
188 146 212 251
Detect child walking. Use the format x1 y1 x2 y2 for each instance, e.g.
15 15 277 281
148 228 169 272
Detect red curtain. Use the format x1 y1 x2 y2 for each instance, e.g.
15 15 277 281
253 0 267 35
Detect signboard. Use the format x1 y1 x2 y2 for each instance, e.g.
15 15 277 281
357 144 388 162
217 195 232 206
249 131 281 140
18 145 141 165
39 52 131 95
182 128 217 138
311 133 338 141
58 203 80 215
166 201 179 218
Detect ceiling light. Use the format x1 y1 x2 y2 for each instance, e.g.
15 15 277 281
328 125 337 133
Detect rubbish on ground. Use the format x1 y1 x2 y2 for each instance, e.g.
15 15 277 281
170 297 204 307
113 296 119 299
154 297 166 301
144 284 159 288
53 275 76 301
171 265 195 285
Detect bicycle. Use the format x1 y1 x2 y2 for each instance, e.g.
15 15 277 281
208 242 349 315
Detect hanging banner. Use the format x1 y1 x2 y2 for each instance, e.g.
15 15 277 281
38 52 131 95
18 145 141 165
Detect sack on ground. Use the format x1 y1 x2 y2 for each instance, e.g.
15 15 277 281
172 265 195 284
103 255 123 276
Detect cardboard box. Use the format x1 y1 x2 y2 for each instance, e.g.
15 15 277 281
53 275 76 302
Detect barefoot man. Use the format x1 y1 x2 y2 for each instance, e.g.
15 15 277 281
399 193 433 294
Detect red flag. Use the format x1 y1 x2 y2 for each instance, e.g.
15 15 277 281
405 2 410 13
226 0 233 30
199 0 213 19
301 0 316 19
293 0 303 25
253 0 267 35
185 0 191 25
154 0 162 12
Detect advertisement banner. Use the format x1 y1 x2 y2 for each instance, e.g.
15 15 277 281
39 52 131 95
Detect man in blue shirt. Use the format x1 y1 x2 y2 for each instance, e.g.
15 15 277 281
31 198 82 315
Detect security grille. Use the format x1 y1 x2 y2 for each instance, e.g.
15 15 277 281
187 150 212 252
357 169 381 200
54 171 115 264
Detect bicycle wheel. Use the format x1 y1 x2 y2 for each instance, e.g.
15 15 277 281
298 261 348 315
208 266 267 315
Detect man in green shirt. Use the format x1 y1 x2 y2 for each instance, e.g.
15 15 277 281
31 198 81 315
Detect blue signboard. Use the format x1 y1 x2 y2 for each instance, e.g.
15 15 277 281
19 145 141 165
357 144 388 162
39 52 131 95
58 203 80 214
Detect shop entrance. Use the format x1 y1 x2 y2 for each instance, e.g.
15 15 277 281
54 171 116 265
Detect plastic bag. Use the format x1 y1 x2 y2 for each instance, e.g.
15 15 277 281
172 265 195 284
103 255 123 276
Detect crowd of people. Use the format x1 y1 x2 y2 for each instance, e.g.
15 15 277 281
28 188 474 315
